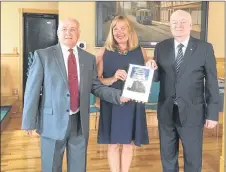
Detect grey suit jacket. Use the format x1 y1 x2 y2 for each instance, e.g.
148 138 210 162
21 44 122 140
153 36 220 126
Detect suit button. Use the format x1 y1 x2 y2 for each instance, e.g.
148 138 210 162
172 95 175 99
66 110 69 112
67 94 70 97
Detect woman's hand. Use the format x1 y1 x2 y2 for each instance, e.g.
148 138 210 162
114 69 127 81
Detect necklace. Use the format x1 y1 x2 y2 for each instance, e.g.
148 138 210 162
116 46 128 55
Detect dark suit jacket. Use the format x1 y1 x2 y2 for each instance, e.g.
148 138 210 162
153 36 220 126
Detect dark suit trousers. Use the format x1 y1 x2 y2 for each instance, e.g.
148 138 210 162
158 105 204 172
40 113 88 172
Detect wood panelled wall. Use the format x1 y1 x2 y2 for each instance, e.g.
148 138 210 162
220 93 225 172
1 53 20 104
216 58 225 78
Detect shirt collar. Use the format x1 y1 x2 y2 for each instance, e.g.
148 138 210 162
60 43 78 55
174 36 190 48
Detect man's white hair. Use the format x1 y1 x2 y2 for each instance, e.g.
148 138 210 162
170 10 192 24
57 18 80 31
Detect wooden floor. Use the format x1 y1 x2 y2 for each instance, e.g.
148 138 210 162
1 103 222 172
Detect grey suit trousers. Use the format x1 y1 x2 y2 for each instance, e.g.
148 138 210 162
40 113 88 172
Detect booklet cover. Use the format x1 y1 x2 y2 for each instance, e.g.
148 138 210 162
121 64 154 102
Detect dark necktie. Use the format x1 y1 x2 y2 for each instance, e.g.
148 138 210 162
175 43 184 76
68 49 79 111
174 44 184 104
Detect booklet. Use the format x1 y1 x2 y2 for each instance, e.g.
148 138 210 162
121 64 154 102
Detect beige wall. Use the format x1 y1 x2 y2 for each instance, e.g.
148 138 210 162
1 2 224 55
59 2 225 57
0 2 225 100
1 2 58 54
208 2 225 58
59 2 96 55
1 2 58 100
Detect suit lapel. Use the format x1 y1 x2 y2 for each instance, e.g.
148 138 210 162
167 39 177 77
77 47 85 92
53 44 68 87
168 39 176 66
177 37 197 79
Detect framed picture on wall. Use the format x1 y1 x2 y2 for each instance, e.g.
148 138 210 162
95 1 209 48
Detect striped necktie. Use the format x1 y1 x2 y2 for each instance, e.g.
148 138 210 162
174 43 184 104
175 43 184 76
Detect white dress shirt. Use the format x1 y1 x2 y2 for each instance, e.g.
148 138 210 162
174 36 190 59
60 43 80 115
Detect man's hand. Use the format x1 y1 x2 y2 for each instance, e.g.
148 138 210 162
146 59 158 70
205 120 218 129
25 130 33 136
120 97 131 103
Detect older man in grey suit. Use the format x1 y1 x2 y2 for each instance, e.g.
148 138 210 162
147 10 220 172
21 18 130 172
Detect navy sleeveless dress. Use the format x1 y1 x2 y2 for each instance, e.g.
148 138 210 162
97 46 149 146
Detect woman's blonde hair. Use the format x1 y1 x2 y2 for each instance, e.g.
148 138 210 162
104 15 139 51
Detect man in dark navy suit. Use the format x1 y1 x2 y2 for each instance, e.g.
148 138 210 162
147 10 220 172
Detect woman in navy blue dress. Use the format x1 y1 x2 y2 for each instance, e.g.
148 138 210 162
96 15 155 172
